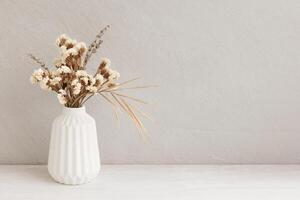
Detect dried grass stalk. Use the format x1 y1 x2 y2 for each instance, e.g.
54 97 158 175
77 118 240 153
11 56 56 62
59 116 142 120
100 93 119 122
110 85 158 91
112 92 148 104
110 93 147 138
121 97 147 137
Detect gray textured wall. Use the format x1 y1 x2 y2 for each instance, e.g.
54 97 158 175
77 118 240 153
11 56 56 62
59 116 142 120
1 0 300 164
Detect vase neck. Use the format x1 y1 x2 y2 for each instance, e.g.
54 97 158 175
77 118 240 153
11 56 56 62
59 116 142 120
62 106 86 115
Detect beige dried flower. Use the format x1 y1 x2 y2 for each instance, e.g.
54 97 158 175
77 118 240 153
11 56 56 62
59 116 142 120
57 89 67 105
95 74 104 85
73 83 82 95
81 77 89 85
39 77 51 91
50 77 62 85
71 79 79 86
29 27 152 137
60 66 72 73
86 85 98 93
76 70 88 77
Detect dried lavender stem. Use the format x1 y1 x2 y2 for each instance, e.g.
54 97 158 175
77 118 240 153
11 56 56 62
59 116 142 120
28 53 50 72
83 25 110 67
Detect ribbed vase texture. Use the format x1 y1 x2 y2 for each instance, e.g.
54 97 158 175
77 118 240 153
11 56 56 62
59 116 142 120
48 107 100 185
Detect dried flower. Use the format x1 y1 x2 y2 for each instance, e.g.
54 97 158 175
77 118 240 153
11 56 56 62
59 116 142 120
75 42 87 54
51 69 61 76
108 70 120 81
50 77 62 85
86 85 98 93
89 75 96 85
95 74 104 85
76 70 88 77
101 58 111 68
29 27 151 136
57 94 67 104
73 83 82 95
56 89 67 104
30 76 37 84
60 66 72 73
35 69 44 79
81 77 89 85
71 79 79 86
56 34 68 47
40 77 51 91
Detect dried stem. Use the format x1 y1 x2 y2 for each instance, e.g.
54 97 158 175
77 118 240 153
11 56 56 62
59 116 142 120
71 92 88 107
111 92 148 104
133 105 153 121
80 93 94 106
28 53 50 73
100 93 120 122
83 25 110 67
113 85 158 91
120 97 147 137
99 77 141 93
111 93 146 137
118 77 141 86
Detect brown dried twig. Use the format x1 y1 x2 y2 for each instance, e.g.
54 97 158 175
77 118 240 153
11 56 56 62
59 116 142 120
28 53 50 72
83 25 110 67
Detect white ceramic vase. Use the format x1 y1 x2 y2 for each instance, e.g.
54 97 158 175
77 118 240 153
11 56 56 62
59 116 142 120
48 106 100 185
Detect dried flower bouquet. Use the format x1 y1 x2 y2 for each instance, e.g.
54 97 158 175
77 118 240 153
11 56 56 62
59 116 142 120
29 26 151 135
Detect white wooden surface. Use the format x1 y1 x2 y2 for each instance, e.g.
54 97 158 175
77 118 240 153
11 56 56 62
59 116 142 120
1 165 300 200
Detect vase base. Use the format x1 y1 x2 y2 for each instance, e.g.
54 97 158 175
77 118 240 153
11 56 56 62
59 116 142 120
48 167 100 185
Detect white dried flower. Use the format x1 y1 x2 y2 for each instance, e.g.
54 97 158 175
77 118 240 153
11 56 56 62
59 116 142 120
55 34 68 46
60 66 71 73
51 69 61 76
39 77 51 91
30 76 37 84
75 42 87 52
67 48 78 56
95 74 104 85
59 89 67 95
57 89 67 105
57 93 67 104
86 85 98 93
32 69 44 81
62 52 71 62
50 77 62 85
76 70 88 77
71 79 79 86
64 38 77 47
73 83 82 95
108 70 120 81
81 77 89 85
60 46 67 54
89 75 96 85
102 58 111 68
